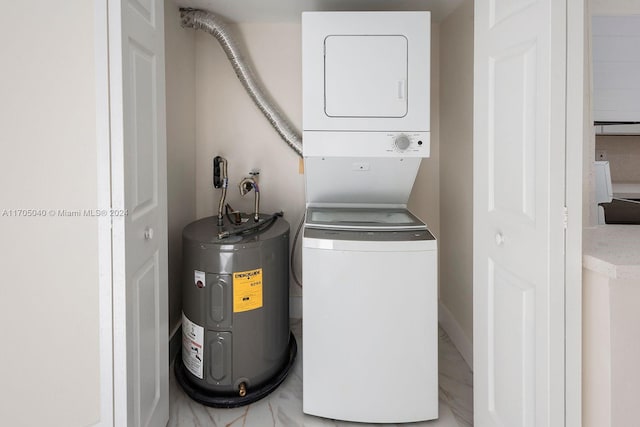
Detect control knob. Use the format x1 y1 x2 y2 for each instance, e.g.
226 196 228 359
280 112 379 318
394 135 411 152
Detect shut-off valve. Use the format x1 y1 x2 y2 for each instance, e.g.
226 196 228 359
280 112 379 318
239 171 260 222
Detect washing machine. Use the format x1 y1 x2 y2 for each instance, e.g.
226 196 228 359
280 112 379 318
302 207 438 423
301 11 438 423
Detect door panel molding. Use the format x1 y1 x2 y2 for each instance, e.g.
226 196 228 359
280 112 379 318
487 260 535 427
489 0 538 29
128 0 155 26
127 37 159 220
132 252 162 427
488 41 537 222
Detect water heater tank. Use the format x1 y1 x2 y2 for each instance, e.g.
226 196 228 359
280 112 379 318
175 215 296 407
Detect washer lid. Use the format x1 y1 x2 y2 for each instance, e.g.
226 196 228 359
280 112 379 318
305 207 426 231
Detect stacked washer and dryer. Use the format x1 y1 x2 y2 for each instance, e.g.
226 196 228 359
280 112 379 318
301 12 438 423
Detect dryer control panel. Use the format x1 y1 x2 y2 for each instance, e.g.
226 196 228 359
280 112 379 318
303 131 429 157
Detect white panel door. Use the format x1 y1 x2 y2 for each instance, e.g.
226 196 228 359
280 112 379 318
108 0 169 426
474 0 566 426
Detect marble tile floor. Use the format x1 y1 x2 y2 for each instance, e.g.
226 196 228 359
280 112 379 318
169 319 473 427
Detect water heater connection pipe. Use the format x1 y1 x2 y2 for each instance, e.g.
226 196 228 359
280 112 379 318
215 157 228 226
239 176 260 222
180 8 303 157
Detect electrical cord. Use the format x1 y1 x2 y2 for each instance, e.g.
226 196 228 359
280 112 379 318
225 203 242 225
290 212 305 288
218 212 282 239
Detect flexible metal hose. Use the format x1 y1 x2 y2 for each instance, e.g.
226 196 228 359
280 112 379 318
216 157 228 226
218 212 282 240
180 8 303 157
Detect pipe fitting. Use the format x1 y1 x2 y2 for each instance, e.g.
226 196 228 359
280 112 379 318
214 156 228 226
239 177 260 222
238 382 247 397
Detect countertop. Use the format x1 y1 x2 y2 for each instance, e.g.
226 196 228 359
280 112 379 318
583 225 640 280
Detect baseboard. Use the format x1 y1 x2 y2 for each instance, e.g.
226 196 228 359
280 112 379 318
438 301 473 370
169 321 182 363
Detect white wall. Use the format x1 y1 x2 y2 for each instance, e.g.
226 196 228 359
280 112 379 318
165 0 197 340
0 1 100 425
194 22 305 304
438 0 474 352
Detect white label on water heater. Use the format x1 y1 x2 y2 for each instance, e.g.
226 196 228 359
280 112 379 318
182 313 204 379
194 270 206 288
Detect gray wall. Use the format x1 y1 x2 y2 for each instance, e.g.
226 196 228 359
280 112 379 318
438 1 475 347
409 22 441 250
165 0 197 339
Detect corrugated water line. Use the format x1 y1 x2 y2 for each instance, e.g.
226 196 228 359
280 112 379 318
180 8 303 157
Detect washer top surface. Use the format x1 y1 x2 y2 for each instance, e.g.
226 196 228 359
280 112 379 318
305 207 427 231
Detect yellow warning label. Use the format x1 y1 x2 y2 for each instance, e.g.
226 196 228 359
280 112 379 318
233 268 263 313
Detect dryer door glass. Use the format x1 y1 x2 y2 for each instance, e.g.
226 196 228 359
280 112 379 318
324 35 408 118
